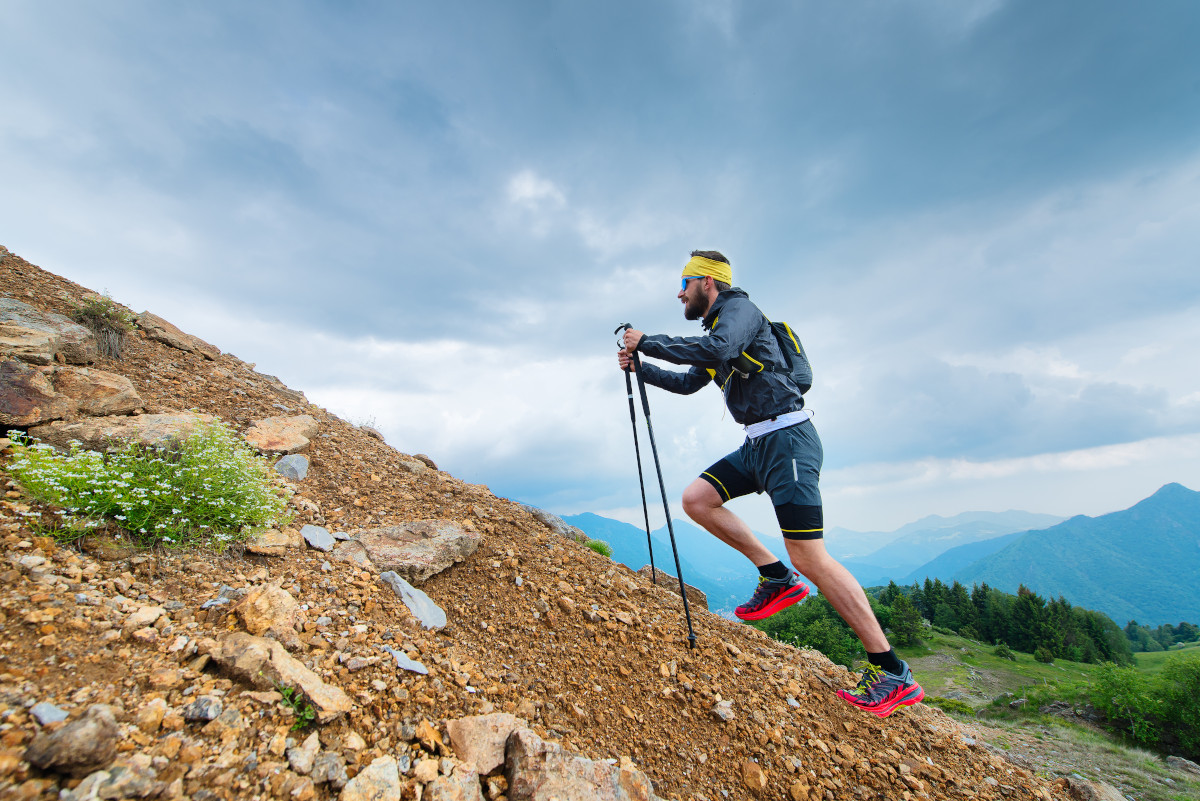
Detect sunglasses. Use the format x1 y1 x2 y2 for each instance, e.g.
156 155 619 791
681 276 706 290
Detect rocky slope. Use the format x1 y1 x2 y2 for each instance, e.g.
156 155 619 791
0 246 1083 801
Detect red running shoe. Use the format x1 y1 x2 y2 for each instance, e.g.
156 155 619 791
836 661 925 718
734 572 809 621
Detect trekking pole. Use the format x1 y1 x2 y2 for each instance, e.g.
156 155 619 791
614 324 657 586
616 324 698 649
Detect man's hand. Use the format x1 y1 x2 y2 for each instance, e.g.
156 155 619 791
622 328 644 354
617 348 636 372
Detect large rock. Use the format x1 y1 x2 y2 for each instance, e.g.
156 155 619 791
518 503 588 543
351 520 482 584
339 755 402 801
209 632 353 723
244 414 319 455
28 412 216 451
0 359 73 426
246 528 304 556
233 584 307 651
445 713 523 775
50 366 142 416
1063 777 1128 801
136 311 220 360
0 322 56 365
1167 755 1200 776
24 704 120 776
0 297 96 364
635 566 709 612
505 728 660 801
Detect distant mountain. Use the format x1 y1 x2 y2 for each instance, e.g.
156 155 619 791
833 510 1064 587
952 484 1200 626
899 530 1026 585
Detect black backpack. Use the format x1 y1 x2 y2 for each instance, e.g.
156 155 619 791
731 318 813 394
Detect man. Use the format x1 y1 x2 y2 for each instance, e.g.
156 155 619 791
617 250 924 718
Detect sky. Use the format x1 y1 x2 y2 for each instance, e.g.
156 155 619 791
3 1 1199 538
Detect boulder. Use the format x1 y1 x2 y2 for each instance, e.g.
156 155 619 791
232 584 307 651
135 311 220 360
380 571 446 629
1167 755 1200 776
351 520 482 584
505 728 660 801
1062 777 1128 801
0 297 96 364
51 366 141 416
24 704 120 776
209 632 353 723
635 566 709 611
0 359 73 426
445 713 523 775
244 414 319 454
28 412 216 451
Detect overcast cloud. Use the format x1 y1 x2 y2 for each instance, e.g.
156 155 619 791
3 1 1198 535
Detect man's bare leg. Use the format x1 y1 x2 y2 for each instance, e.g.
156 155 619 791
784 538 890 653
681 479 777 566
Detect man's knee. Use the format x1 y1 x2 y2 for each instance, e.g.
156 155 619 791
682 479 721 518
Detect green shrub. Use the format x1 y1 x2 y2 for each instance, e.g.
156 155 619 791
993 643 1017 661
958 625 980 641
584 539 612 558
1086 654 1200 759
71 293 134 359
926 696 974 716
7 420 289 550
1034 647 1055 664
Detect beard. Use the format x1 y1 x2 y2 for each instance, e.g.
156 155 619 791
683 293 708 321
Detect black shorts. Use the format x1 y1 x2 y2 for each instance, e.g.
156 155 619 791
699 420 824 540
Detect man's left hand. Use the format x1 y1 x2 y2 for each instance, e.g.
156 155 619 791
622 328 644 353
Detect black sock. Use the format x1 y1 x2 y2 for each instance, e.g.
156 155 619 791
757 561 789 582
868 648 904 676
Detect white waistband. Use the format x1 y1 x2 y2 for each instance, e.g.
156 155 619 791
744 410 808 439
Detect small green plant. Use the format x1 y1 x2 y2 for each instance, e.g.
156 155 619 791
585 539 613 558
71 292 134 359
272 680 316 731
6 419 289 550
1035 646 1056 664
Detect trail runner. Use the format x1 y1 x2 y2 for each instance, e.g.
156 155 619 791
617 250 924 717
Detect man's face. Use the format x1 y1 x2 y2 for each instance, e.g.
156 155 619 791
678 275 709 321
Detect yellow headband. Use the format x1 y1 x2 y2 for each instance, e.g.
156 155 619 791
682 255 732 286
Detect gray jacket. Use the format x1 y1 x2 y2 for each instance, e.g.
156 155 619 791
637 288 806 425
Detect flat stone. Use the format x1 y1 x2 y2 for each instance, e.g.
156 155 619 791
28 412 217 451
0 359 73 426
340 756 401 801
246 528 303 556
0 297 96 364
233 584 306 651
244 414 318 454
136 311 220 360
380 645 429 675
300 525 336 552
518 503 588 543
30 702 69 725
275 454 309 480
330 539 375 569
209 632 353 723
351 520 482 585
380 571 447 629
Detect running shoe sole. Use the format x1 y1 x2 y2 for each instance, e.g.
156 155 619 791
837 681 925 718
734 582 810 621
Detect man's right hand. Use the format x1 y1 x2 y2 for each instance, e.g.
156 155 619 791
617 349 636 372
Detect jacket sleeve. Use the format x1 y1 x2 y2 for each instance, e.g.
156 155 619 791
638 362 712 395
637 297 761 367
